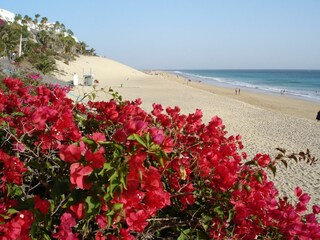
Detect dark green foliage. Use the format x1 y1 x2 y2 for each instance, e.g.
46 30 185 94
0 12 96 75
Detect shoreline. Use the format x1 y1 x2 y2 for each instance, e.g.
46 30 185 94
53 56 320 207
147 70 320 121
167 70 320 104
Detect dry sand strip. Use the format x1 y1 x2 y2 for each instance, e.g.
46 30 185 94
54 56 320 208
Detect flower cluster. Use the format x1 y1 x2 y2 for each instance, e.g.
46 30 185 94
0 77 319 239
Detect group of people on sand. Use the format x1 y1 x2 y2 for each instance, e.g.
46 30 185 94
235 88 241 95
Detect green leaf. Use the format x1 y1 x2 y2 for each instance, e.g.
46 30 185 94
7 208 19 215
107 170 121 197
81 136 95 145
268 164 277 177
11 111 24 117
213 206 224 218
120 171 127 190
196 230 208 240
99 141 113 146
146 132 151 146
200 214 212 231
85 196 100 217
149 144 159 152
253 171 263 184
99 162 113 175
288 154 298 162
227 210 234 223
42 233 52 240
113 203 123 211
244 184 251 192
177 228 191 240
109 170 119 182
281 159 288 168
128 133 147 148
108 180 120 197
244 160 257 166
275 153 284 160
6 184 22 198
159 157 164 167
276 147 286 154
106 210 115 228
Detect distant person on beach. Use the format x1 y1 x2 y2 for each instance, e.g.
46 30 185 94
73 73 79 86
316 111 320 121
235 88 238 95
238 88 240 95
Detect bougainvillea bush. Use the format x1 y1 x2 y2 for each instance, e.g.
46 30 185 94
0 76 319 240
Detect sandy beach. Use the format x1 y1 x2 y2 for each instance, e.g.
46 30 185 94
54 56 320 207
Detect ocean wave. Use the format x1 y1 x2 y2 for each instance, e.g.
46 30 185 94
172 70 320 103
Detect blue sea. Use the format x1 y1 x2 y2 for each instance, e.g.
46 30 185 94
171 70 320 103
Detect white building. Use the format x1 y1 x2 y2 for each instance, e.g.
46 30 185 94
0 8 78 42
0 8 15 22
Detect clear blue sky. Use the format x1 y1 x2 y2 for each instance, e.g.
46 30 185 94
1 1 320 70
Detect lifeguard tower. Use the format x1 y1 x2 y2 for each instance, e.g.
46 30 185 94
83 68 94 86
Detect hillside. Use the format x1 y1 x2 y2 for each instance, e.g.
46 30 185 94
0 9 96 75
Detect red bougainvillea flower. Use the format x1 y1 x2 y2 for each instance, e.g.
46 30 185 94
2 77 320 239
294 186 303 197
120 228 135 240
69 202 85 220
53 213 78 240
28 73 40 81
84 147 105 169
59 144 82 163
299 192 311 205
0 150 27 186
126 209 149 232
254 153 271 167
95 231 105 240
31 106 58 131
4 78 24 91
95 214 108 230
0 210 34 240
90 132 106 142
313 205 320 214
13 142 25 152
34 195 50 215
70 163 93 190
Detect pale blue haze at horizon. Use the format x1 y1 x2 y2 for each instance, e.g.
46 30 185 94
1 0 319 70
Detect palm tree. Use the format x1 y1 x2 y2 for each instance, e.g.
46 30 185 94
77 41 88 55
14 14 22 23
88 48 96 56
0 41 5 57
33 14 40 26
40 17 48 24
40 17 48 30
66 29 74 36
61 35 77 54
60 23 66 33
23 15 32 25
0 23 21 59
0 24 7 56
37 30 52 50
53 21 61 33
